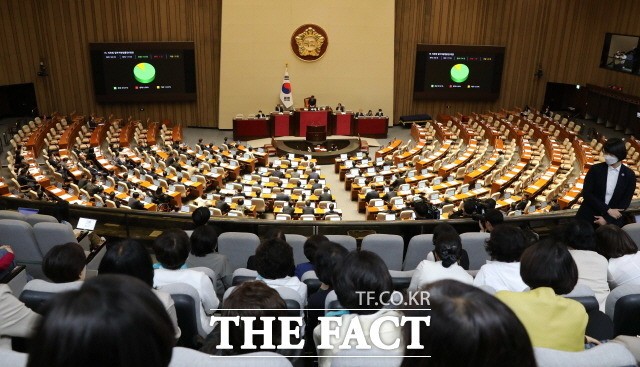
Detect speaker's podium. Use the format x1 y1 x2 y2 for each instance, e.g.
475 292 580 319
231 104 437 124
306 124 327 144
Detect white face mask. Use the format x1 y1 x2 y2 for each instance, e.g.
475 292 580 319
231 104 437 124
604 154 619 166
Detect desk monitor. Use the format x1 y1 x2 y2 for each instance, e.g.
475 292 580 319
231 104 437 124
273 160 282 166
144 196 153 204
504 192 511 199
528 206 536 213
461 186 469 194
422 168 430 175
430 192 440 200
18 208 39 216
513 210 522 216
475 183 482 189
258 167 268 173
225 183 235 190
398 163 404 169
356 152 363 157
351 168 360 175
447 176 454 182
262 187 272 194
385 213 396 221
243 174 252 181
257 148 264 153
227 212 238 217
375 176 384 183
302 216 314 221
329 216 341 221
281 178 289 185
361 159 369 165
261 177 269 184
76 217 97 231
95 202 104 207
169 185 176 191
376 157 383 162
345 161 353 168
284 189 292 195
300 179 308 186
433 177 442 185
288 154 295 160
367 167 376 174
417 181 427 188
340 154 348 160
207 194 214 200
153 180 160 186
180 206 190 213
224 197 233 204
303 190 312 196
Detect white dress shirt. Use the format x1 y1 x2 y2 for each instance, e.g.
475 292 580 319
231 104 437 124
608 252 640 288
473 261 528 292
408 259 474 292
605 164 621 205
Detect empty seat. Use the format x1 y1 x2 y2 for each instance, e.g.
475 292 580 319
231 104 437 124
533 343 635 367
403 234 434 270
33 222 78 257
605 283 640 337
460 232 490 270
24 214 58 227
361 234 404 271
217 232 260 271
285 234 308 265
158 282 211 340
0 220 44 278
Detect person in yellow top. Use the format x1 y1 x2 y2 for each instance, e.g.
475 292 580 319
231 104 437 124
496 239 589 352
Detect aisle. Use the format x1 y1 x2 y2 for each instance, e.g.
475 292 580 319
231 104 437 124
319 163 363 221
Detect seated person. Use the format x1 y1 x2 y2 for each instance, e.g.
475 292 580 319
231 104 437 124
306 242 349 335
425 223 470 269
294 235 328 279
302 200 315 215
473 225 530 292
596 224 640 288
151 187 170 206
479 208 504 233
186 225 232 294
354 109 365 117
27 275 175 367
234 198 250 215
281 200 296 216
313 250 401 367
308 95 317 109
127 192 145 210
152 229 219 334
335 103 345 112
448 198 477 219
42 243 87 284
256 110 266 118
254 238 307 305
408 232 473 291
84 177 104 197
200 281 301 362
0 282 40 349
98 239 181 339
403 280 536 366
366 109 374 116
561 220 609 311
496 240 590 351
275 104 285 113
318 187 332 202
322 203 340 219
375 109 384 117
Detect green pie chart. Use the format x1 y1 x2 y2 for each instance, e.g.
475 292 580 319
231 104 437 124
133 63 156 84
450 63 469 83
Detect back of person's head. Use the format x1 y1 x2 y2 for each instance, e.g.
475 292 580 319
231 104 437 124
314 242 348 287
560 219 596 251
520 239 578 294
192 207 210 227
132 192 139 199
484 198 497 209
603 137 627 162
263 228 286 242
27 274 174 367
98 239 154 287
463 199 476 215
434 232 462 268
303 235 328 263
595 224 638 259
153 229 190 270
255 239 294 279
484 209 504 228
43 243 86 283
485 225 529 262
201 281 287 355
402 280 535 367
432 223 457 243
333 250 393 314
190 225 218 257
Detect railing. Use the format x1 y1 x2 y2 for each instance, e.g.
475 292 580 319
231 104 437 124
3 196 639 244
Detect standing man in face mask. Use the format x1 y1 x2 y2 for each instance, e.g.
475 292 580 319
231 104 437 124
577 138 636 227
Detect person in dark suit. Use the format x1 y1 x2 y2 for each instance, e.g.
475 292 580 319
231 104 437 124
275 191 290 202
308 95 317 109
128 192 145 210
275 104 285 113
271 168 285 178
335 103 345 112
390 174 406 190
120 173 134 190
302 200 315 215
256 110 266 118
307 168 320 180
282 200 296 216
364 188 380 203
215 198 231 215
322 204 340 219
48 152 61 169
318 187 332 202
354 109 365 118
577 138 636 227
366 109 374 116
77 173 89 190
84 178 103 196
375 109 384 117
17 168 38 189
309 179 322 191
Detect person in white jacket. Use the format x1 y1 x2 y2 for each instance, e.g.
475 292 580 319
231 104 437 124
152 229 219 334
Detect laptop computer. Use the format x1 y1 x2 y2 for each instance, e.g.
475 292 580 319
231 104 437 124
76 217 97 231
18 208 38 216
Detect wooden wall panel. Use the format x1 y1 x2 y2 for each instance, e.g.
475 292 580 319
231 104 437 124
0 0 221 127
394 0 640 120
2 0 640 126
